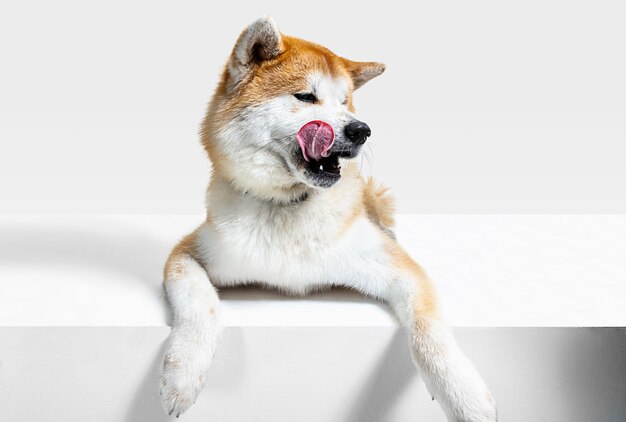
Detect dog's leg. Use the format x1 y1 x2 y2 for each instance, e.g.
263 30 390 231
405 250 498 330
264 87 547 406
363 238 497 422
159 229 220 417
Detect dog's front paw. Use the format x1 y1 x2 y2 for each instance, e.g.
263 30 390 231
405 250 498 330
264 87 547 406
432 357 497 422
159 329 214 417
448 383 497 422
159 361 205 417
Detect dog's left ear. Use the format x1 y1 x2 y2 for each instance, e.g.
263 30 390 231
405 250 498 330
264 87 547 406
343 60 386 90
227 16 283 88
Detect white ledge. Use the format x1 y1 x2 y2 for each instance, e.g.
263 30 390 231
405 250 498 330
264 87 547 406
1 214 625 327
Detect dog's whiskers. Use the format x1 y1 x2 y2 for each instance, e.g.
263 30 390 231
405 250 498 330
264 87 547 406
364 144 374 176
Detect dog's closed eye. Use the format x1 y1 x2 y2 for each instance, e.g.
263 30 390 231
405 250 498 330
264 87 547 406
294 92 317 103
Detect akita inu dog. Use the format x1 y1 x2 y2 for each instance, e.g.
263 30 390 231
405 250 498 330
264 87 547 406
160 16 497 421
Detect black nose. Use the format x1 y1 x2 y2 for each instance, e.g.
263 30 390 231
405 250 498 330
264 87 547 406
344 121 371 145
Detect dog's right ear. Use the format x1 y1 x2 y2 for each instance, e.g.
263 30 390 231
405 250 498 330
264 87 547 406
227 16 283 89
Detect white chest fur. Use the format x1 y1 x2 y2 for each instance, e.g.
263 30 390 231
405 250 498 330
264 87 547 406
197 177 391 295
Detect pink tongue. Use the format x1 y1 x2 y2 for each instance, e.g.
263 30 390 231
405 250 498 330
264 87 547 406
296 120 335 162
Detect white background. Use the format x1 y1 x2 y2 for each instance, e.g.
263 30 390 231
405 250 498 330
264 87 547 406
2 4 626 420
1 0 625 214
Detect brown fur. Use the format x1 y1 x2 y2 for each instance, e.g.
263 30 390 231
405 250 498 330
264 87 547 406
175 26 393 281
163 229 201 282
363 177 395 229
335 170 366 238
200 35 383 196
335 172 396 239
202 35 354 156
384 238 440 320
159 21 498 420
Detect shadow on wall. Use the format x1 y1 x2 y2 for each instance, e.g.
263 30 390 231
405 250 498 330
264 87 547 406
218 284 395 308
0 220 172 321
0 222 168 289
563 328 626 422
125 338 171 422
344 328 418 422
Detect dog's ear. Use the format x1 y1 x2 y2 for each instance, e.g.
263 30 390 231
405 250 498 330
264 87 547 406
343 60 386 90
227 16 283 88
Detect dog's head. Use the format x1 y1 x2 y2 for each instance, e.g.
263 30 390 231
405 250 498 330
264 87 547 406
202 16 384 202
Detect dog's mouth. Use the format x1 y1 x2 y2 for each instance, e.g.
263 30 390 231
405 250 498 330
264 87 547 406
307 152 342 175
292 121 361 187
298 149 356 187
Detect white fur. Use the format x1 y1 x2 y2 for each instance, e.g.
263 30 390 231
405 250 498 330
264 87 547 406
409 319 497 421
161 16 496 421
202 176 388 295
163 179 497 420
160 257 221 417
216 71 355 202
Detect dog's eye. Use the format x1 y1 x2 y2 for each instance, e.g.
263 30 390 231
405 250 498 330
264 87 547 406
294 93 317 103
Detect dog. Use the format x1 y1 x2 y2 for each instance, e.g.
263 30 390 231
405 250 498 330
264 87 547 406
160 16 497 421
